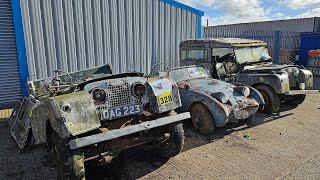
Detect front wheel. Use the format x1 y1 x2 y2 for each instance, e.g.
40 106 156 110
50 131 85 180
157 122 185 159
255 84 280 114
190 103 215 135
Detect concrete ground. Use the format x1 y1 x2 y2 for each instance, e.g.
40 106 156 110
1 94 320 180
314 76 320 90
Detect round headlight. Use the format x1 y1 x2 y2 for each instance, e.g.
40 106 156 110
211 92 229 104
92 89 106 102
220 93 229 104
132 83 146 98
242 87 250 97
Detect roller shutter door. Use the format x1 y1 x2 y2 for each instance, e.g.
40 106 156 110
0 0 22 109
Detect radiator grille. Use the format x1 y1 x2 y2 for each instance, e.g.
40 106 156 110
103 80 131 109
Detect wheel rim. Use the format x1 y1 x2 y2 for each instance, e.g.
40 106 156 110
260 90 270 110
193 115 204 130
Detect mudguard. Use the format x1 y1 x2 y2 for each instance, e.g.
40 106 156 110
50 91 101 136
10 91 101 149
179 88 231 127
9 96 39 149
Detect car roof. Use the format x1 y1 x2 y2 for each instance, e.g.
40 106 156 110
180 38 267 48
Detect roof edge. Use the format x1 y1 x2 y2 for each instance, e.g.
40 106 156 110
160 0 204 16
207 17 320 28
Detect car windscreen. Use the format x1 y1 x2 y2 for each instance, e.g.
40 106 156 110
169 66 209 82
234 46 271 64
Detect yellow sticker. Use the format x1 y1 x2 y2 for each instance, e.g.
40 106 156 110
158 92 173 106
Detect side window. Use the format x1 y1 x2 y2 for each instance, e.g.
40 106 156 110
180 49 207 61
211 48 234 62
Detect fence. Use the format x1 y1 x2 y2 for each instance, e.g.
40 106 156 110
203 28 301 64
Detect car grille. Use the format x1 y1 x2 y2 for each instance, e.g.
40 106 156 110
102 79 132 108
88 79 142 120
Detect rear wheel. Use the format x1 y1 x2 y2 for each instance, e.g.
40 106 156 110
190 103 215 135
50 131 85 180
255 84 280 114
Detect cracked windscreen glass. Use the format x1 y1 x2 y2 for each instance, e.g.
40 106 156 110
234 46 271 64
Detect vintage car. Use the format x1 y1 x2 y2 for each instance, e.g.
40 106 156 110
179 38 319 113
151 64 264 135
9 64 190 179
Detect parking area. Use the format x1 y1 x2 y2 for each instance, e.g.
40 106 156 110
314 76 320 90
1 94 320 180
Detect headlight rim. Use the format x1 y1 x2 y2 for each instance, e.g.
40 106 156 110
92 88 107 103
211 92 229 104
132 82 146 98
242 87 251 97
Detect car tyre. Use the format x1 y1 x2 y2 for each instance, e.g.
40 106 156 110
255 84 280 114
190 103 215 135
50 131 85 180
158 121 185 159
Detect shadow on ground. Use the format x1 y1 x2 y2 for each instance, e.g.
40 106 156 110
87 103 296 180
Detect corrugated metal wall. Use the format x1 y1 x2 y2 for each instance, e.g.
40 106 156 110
0 0 22 109
20 0 200 79
204 17 319 36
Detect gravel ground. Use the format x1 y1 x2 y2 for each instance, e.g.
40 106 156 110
1 94 320 180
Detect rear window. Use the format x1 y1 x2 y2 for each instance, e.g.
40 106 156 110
180 49 208 61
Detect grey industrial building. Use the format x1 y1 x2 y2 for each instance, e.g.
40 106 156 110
204 17 320 36
0 0 204 109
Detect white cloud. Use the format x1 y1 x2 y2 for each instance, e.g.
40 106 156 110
295 8 320 18
177 0 271 26
178 0 320 26
282 0 320 10
176 0 218 7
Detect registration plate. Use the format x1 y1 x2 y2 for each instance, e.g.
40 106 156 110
102 105 141 120
158 92 173 106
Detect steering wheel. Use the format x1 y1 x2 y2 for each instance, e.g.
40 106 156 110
52 69 73 86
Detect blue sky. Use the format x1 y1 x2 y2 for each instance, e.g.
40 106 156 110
176 0 320 26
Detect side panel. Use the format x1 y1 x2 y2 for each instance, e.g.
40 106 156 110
236 73 289 94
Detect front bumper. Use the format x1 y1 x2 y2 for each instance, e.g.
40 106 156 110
227 105 259 124
69 112 190 150
286 90 320 95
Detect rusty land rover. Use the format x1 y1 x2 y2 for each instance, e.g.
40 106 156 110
179 38 318 113
9 64 190 179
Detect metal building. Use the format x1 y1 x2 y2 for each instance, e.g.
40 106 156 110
0 0 204 109
204 17 320 36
